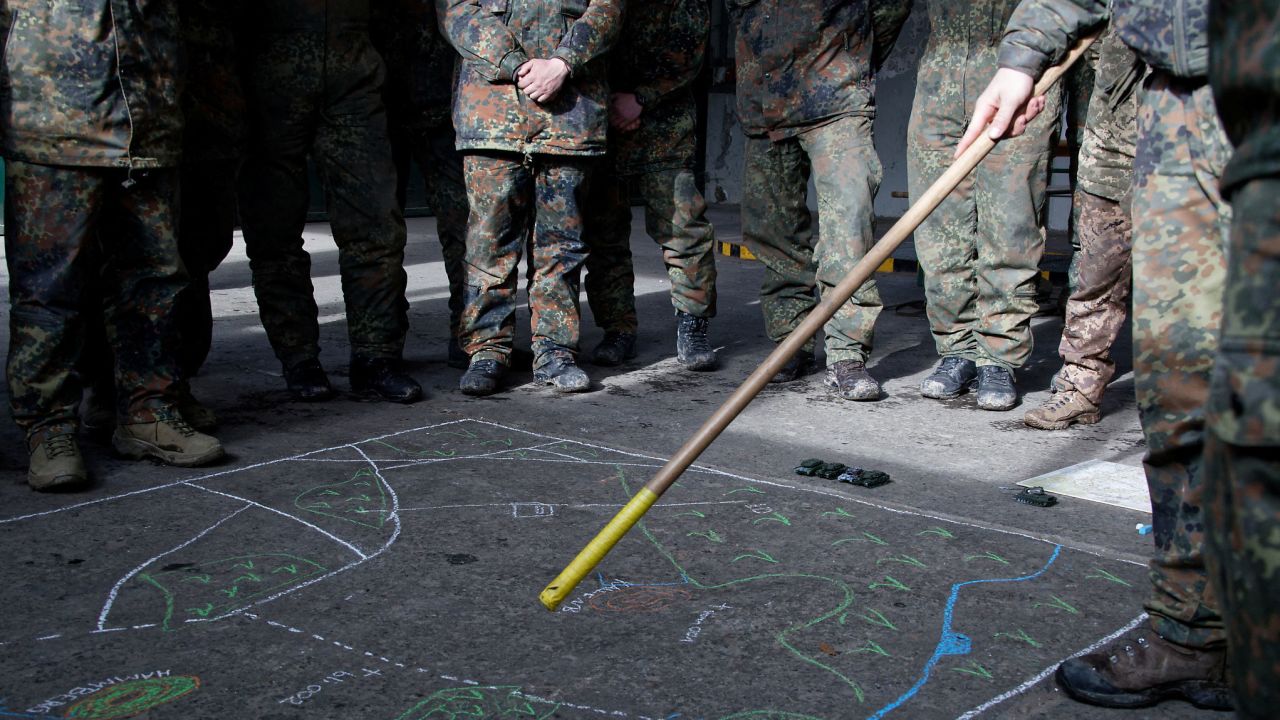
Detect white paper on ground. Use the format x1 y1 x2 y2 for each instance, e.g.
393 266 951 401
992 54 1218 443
1018 459 1151 513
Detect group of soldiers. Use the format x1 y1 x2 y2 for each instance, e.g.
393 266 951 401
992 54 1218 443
1 0 1276 716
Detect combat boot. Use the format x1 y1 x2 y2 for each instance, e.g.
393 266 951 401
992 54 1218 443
770 349 814 383
590 331 637 367
284 358 334 402
459 359 506 397
976 365 1018 411
920 357 977 399
351 356 423 404
173 383 217 432
1024 389 1101 430
824 360 881 401
112 412 225 467
1055 630 1233 710
534 353 591 393
28 433 89 492
675 312 718 371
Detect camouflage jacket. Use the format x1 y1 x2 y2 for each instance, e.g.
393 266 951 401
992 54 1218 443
610 0 707 174
181 0 247 163
438 0 623 156
1077 25 1140 202
252 0 371 34
371 0 457 131
727 0 910 140
1210 0 1280 194
0 0 183 168
999 0 1210 80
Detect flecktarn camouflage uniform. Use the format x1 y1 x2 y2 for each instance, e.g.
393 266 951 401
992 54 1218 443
1204 0 1280 715
438 0 622 369
0 0 187 447
582 0 717 335
237 0 410 370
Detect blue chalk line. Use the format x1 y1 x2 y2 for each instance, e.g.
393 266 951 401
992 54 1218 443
866 545 1064 719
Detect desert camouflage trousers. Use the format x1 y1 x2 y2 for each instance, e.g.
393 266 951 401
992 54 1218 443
1053 191 1133 403
1205 175 1280 716
742 116 882 363
584 167 718 333
4 161 185 447
460 152 592 367
1132 74 1231 649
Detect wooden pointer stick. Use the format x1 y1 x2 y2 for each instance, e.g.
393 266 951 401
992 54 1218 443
540 31 1101 611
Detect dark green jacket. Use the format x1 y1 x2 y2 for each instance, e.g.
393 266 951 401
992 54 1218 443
610 0 706 174
727 0 909 139
182 0 247 163
438 0 623 156
999 0 1210 80
1210 0 1280 193
0 0 183 168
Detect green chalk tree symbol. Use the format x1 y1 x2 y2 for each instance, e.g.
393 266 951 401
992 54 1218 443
296 468 389 529
64 675 201 719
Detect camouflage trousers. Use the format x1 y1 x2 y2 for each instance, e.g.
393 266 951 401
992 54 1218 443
1132 74 1231 649
742 116 882 363
238 35 409 368
1052 191 1133 403
176 157 238 377
391 123 469 338
460 152 592 367
1204 176 1280 714
908 112 1053 370
584 167 718 333
4 161 185 447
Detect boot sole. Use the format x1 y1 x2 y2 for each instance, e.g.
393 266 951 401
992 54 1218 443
1024 411 1102 431
353 385 424 404
920 381 975 399
112 435 225 468
1055 666 1234 710
28 472 90 492
679 357 719 372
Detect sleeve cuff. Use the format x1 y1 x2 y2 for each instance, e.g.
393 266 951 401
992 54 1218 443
500 49 530 81
552 49 581 78
997 44 1052 79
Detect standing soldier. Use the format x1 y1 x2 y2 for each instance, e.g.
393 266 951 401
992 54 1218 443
961 0 1233 709
1 0 225 490
371 0 472 369
729 0 911 402
238 0 423 404
1204 0 1280 715
438 0 623 397
582 0 720 373
1025 27 1141 430
910 0 1061 412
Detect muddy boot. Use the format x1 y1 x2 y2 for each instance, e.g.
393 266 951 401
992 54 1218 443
675 312 718 371
112 412 225 467
534 353 591 393
1024 389 1101 430
1055 630 1233 710
975 365 1018 411
770 349 814 383
28 434 90 492
824 360 881 401
590 331 637 367
284 358 334 402
920 357 977 399
351 356 423 404
459 358 506 397
173 383 217 432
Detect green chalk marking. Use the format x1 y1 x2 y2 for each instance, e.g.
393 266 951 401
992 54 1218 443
918 527 955 539
732 550 779 564
876 554 926 569
687 529 725 544
1086 567 1133 587
752 512 791 526
994 629 1041 648
1032 594 1080 615
953 661 994 680
860 608 898 631
963 552 1009 565
868 576 911 592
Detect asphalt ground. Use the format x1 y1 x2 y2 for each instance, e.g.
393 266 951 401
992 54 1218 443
0 208 1227 719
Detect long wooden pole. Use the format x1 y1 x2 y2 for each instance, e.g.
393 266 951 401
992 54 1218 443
540 32 1101 611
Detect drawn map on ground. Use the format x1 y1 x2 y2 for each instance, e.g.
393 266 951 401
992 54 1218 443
0 419 1147 719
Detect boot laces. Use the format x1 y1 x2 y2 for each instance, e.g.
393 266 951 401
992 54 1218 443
45 435 78 459
162 414 198 438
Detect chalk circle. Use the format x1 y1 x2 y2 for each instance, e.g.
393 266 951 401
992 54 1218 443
588 586 694 613
65 675 201 719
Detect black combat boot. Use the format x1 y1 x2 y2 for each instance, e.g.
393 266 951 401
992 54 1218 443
824 360 881 401
534 353 591 393
590 331 637 367
459 359 506 397
975 365 1017 411
675 312 718 371
284 358 335 402
769 349 814 383
919 356 977 399
350 357 423 404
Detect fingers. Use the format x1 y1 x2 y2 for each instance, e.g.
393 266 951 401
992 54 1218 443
956 98 996 156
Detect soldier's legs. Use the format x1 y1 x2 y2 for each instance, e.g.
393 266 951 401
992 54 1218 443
460 152 533 365
797 116 882 363
584 172 639 334
1131 77 1230 648
1204 176 1280 716
909 142 981 360
5 162 106 446
638 168 717 320
1056 190 1133 403
741 135 817 352
177 158 238 378
314 77 409 361
415 127 470 339
528 157 591 364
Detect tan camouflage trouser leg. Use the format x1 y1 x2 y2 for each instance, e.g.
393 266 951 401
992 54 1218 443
1055 190 1133 403
742 116 882 363
1205 176 1280 713
1132 75 1230 649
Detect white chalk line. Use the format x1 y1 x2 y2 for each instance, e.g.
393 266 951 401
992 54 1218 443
372 440 578 472
392 500 746 514
955 613 1149 719
95 503 254 631
184 481 371 561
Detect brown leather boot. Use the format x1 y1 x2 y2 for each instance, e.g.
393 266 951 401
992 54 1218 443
1055 630 1233 710
1024 389 1101 430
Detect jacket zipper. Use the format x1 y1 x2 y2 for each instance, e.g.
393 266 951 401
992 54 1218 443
1172 0 1187 77
106 0 138 181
